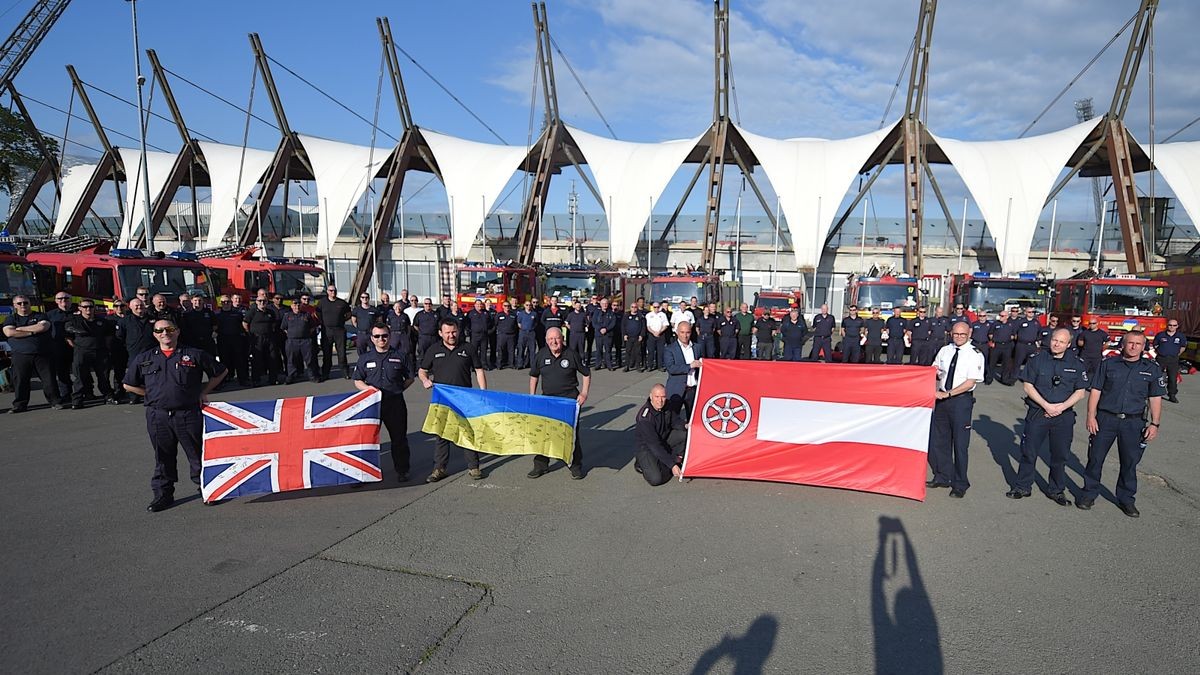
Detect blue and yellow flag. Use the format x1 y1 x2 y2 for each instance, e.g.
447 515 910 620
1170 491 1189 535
421 385 578 463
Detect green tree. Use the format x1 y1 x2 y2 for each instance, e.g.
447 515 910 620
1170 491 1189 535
0 106 59 198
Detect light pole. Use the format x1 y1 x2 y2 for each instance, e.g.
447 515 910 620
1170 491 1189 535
127 0 155 254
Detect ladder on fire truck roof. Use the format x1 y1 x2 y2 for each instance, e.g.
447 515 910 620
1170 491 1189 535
6 234 110 254
193 244 251 260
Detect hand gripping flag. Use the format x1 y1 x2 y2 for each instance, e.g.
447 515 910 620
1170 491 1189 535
680 360 935 500
422 384 578 464
201 389 383 503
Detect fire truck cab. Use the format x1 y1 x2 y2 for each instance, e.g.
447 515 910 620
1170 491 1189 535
645 271 727 308
540 264 620 305
949 272 1051 322
456 262 537 311
1052 273 1169 348
197 245 327 303
1 242 42 320
24 237 213 308
753 289 804 319
847 273 921 319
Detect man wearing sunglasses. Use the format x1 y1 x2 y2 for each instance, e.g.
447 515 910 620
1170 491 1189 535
317 285 352 380
123 319 227 512
47 291 76 399
65 300 119 409
1152 320 1185 404
1007 328 1089 506
352 292 381 355
243 292 281 387
3 295 63 412
418 317 489 482
353 325 417 482
118 299 157 403
1076 317 1106 376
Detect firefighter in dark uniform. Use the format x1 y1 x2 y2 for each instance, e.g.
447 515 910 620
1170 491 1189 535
884 309 908 364
841 305 865 364
541 297 566 342
907 307 934 366
384 301 413 360
929 306 950 346
753 310 776 360
352 293 381 355
178 295 216 354
1065 316 1084 357
1076 318 1106 376
717 307 739 359
466 300 492 369
214 296 250 386
779 307 808 362
281 301 319 383
863 307 885 364
1038 315 1061 350
418 318 489 482
622 304 646 371
634 383 688 486
318 285 352 380
413 299 440 361
516 300 539 369
123 318 227 512
528 327 590 480
47 292 76 399
989 310 1017 385
593 300 617 369
969 311 993 383
1013 307 1041 371
565 301 588 361
3 295 63 412
494 302 518 369
243 295 281 386
354 323 416 482
1152 319 1185 403
695 305 719 358
118 299 157 402
1006 327 1089 506
808 304 835 362
65 300 118 408
928 321 986 498
1079 331 1165 517
584 297 602 366
106 300 130 402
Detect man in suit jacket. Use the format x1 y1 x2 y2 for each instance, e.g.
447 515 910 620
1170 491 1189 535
663 320 702 417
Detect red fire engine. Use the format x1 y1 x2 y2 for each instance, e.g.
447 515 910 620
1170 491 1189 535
456 262 538 310
948 272 1051 322
1146 266 1199 364
847 273 921 319
539 264 621 305
195 245 327 303
1052 272 1169 348
752 289 804 319
1 241 43 319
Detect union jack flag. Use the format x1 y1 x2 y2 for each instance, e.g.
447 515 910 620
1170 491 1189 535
201 389 383 503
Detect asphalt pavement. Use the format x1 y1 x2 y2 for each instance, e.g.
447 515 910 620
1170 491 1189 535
2 360 1198 674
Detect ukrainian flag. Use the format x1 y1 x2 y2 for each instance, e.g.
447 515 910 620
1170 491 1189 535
421 385 578 463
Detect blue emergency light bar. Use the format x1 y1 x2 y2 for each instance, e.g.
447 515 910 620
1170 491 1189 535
0 242 18 254
168 251 199 262
108 248 145 259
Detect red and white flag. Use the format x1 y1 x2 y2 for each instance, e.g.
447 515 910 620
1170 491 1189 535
681 360 935 500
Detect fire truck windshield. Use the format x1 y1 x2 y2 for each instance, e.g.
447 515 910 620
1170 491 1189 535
651 281 704 304
1 262 37 300
544 274 595 299
856 285 917 310
273 270 327 298
459 270 504 294
1089 284 1164 316
968 282 1044 314
118 265 212 300
754 295 795 311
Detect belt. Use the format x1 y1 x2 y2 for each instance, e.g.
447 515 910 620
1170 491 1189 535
149 406 199 414
1100 410 1144 420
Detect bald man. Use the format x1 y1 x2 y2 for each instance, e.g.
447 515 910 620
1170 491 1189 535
633 384 689 486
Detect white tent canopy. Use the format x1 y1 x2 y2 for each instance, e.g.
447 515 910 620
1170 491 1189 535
420 129 530 261
53 163 100 235
117 148 179 247
1141 141 1200 231
932 119 1101 272
297 134 393 258
737 123 897 270
567 126 703 265
199 142 276 248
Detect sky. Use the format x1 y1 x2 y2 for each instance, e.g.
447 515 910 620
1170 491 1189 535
5 0 1199 230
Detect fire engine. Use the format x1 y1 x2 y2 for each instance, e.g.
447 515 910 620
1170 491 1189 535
539 263 620 304
1146 266 1200 364
195 245 327 303
752 289 804 319
21 236 213 308
642 270 734 308
948 272 1051 321
1052 272 1169 348
847 272 921 319
1 241 42 320
456 261 538 310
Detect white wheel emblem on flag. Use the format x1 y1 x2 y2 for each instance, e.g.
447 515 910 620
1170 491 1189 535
701 392 751 438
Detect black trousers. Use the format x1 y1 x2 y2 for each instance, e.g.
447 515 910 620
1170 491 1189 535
533 434 583 470
911 340 934 366
991 343 1014 384
146 407 202 498
757 336 774 360
808 336 833 362
470 332 489 369
1014 407 1075 495
886 339 905 364
381 394 410 476
435 438 480 471
10 352 59 408
71 350 112 405
928 393 974 492
699 336 715 359
517 332 537 369
417 335 437 363
843 340 863 364
249 333 280 383
719 337 737 359
52 342 72 398
585 329 595 365
218 334 250 384
623 336 643 370
496 332 516 368
1082 411 1145 505
1157 354 1180 399
321 326 348 378
110 349 128 396
636 429 688 487
865 344 882 364
285 338 315 381
738 335 752 359
567 332 586 362
596 334 613 369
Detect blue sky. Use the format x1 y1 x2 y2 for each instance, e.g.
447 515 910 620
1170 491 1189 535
6 0 1199 227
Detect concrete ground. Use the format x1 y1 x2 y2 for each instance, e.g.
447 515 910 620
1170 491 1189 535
2 361 1198 674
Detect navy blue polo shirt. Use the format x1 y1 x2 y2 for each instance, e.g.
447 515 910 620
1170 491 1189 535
354 347 411 396
516 309 537 332
1089 355 1167 415
124 346 226 410
779 316 807 345
1015 318 1041 343
811 313 835 337
6 311 51 355
1153 331 1186 357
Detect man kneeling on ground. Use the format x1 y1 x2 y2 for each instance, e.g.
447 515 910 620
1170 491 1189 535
635 384 689 486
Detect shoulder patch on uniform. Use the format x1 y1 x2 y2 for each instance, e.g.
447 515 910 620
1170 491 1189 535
641 408 648 418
